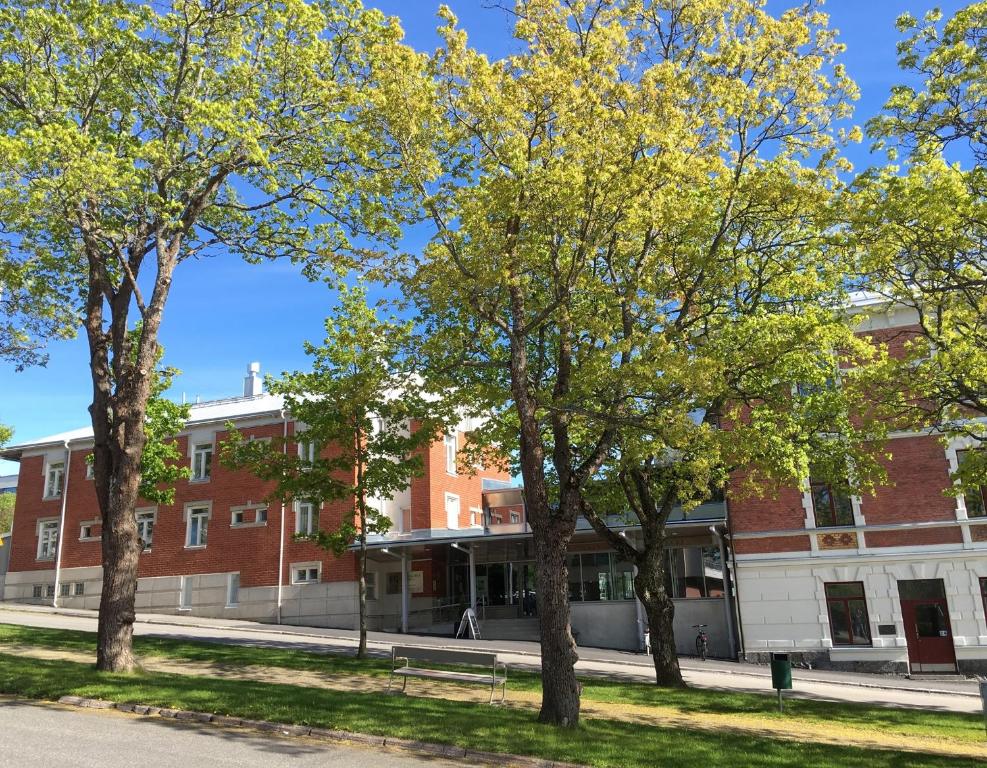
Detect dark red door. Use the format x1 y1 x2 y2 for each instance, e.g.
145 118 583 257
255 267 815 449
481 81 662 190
899 582 957 673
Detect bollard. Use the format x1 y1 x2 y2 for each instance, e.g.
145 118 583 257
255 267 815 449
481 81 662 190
770 653 793 713
980 680 987 739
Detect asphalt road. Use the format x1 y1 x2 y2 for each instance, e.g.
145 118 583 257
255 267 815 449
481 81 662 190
0 699 459 768
0 605 981 713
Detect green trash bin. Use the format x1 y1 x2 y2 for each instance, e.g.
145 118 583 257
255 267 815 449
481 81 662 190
771 653 792 690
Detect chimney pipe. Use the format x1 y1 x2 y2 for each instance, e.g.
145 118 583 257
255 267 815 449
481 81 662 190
243 362 262 397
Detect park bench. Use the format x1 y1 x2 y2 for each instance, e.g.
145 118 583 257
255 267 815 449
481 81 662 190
387 645 507 704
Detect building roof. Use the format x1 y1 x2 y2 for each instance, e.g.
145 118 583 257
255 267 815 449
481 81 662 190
0 393 285 461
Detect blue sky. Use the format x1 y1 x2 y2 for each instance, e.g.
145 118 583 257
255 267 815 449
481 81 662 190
0 0 969 475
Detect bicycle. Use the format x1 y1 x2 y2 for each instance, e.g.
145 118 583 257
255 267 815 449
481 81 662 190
693 624 709 661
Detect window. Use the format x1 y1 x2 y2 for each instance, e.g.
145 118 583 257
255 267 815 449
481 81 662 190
298 436 318 464
185 506 209 547
45 461 64 498
79 521 100 541
825 582 872 646
444 433 458 475
665 547 724 598
73 582 85 597
136 510 155 550
445 492 460 529
292 563 320 584
295 500 319 535
510 511 520 524
179 576 193 609
957 450 986 518
386 572 402 595
85 457 94 480
810 475 854 527
231 506 268 527
227 573 240 607
566 553 637 602
60 582 70 598
191 442 213 481
981 578 987 622
37 520 59 560
32 585 43 599
44 584 56 599
366 572 377 601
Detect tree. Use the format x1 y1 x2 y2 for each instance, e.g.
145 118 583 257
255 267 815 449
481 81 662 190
375 0 860 719
854 3 987 489
222 284 447 659
0 493 14 535
0 0 412 671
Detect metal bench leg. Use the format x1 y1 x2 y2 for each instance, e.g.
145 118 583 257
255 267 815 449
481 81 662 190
402 675 408 692
489 682 495 705
387 671 393 694
501 681 506 704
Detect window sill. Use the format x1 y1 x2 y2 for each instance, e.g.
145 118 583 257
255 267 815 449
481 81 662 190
293 581 321 586
184 544 207 550
42 495 62 502
225 604 239 609
189 478 211 484
231 522 268 529
36 557 55 563
78 537 101 543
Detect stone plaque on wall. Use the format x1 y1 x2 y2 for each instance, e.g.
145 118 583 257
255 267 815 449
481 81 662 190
817 531 858 550
409 570 424 594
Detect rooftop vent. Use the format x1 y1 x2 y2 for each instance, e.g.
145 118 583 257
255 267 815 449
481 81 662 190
243 362 262 398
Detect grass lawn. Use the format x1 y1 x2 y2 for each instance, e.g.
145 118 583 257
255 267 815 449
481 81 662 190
0 623 980 748
0 652 982 768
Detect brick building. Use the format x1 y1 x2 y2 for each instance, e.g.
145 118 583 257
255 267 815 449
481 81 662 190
730 294 987 674
3 294 986 673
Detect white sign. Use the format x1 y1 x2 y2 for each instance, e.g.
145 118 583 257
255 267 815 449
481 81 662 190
409 570 424 594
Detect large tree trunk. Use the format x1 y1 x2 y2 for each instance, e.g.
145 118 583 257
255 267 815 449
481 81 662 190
636 547 685 688
96 475 143 671
531 513 581 726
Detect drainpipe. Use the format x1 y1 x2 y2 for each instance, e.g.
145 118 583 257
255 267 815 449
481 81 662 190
709 524 737 659
52 441 72 608
276 411 289 624
400 550 409 633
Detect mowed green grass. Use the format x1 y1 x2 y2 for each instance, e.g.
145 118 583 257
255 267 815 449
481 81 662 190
2 623 984 747
0 653 982 768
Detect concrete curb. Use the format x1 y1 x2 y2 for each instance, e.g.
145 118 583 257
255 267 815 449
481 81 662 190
6 603 977 699
56 695 585 768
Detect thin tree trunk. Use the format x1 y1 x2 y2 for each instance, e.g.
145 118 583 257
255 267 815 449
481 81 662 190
636 548 685 688
356 426 368 660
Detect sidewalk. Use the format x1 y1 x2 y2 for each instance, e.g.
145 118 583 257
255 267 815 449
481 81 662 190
0 603 981 712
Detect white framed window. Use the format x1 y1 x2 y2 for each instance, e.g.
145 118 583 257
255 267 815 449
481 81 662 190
510 511 521 524
73 582 85 597
79 521 100 541
295 500 319 536
226 573 240 607
444 433 458 475
365 572 377 601
191 442 213 481
136 509 155 551
298 436 318 464
445 492 460 530
60 582 70 598
37 519 59 560
231 505 268 528
44 584 56 599
44 461 65 499
185 504 210 548
292 562 321 584
179 575 193 609
32 584 43 599
469 507 482 527
85 457 95 480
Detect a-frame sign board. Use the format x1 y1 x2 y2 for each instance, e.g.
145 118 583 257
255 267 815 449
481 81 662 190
456 607 481 639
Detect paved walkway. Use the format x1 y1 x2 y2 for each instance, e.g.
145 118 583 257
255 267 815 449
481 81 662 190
0 604 981 713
